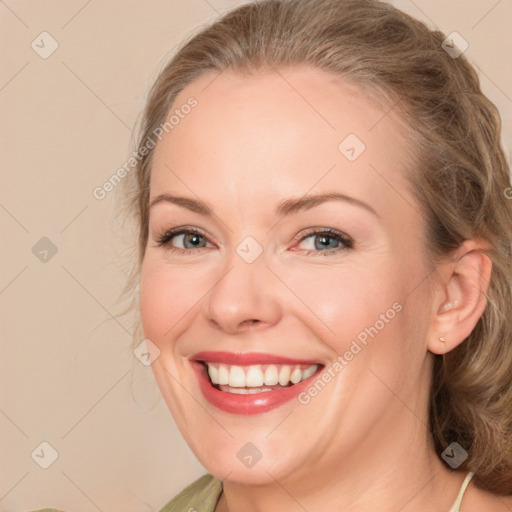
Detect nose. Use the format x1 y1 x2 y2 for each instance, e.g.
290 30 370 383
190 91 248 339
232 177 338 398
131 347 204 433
202 251 283 335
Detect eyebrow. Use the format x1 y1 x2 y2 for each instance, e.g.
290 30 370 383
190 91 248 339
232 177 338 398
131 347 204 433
149 192 379 218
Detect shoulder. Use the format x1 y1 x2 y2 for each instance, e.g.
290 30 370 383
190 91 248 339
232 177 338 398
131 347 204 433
25 475 222 512
158 473 223 512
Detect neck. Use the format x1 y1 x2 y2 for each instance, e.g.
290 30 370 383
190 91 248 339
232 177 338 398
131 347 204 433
216 415 464 512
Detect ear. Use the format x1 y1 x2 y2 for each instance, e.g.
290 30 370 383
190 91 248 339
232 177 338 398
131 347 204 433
427 239 493 355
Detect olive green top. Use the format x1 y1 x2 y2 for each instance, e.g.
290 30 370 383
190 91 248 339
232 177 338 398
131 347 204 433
158 473 222 512
28 473 223 512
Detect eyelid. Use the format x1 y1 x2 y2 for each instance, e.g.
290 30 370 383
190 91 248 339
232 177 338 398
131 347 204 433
291 227 354 254
291 227 352 243
154 226 214 249
154 225 354 256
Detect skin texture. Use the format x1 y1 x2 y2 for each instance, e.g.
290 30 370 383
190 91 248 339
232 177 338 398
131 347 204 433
139 67 506 511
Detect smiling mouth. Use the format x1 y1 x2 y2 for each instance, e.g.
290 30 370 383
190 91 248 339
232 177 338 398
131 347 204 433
199 361 323 394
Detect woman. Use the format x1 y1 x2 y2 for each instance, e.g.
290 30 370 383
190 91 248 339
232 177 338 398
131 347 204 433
31 0 512 510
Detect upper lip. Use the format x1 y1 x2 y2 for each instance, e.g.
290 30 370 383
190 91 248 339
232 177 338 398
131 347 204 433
192 351 323 366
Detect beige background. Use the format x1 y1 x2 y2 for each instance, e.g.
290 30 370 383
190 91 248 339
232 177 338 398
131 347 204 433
1 1 511 511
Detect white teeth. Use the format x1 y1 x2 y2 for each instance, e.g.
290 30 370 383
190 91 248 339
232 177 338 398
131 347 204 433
302 365 317 380
245 366 264 387
207 364 218 383
228 387 248 394
205 362 319 389
248 387 272 394
264 365 279 386
229 365 246 387
218 386 273 394
217 365 229 385
290 367 302 384
278 366 291 386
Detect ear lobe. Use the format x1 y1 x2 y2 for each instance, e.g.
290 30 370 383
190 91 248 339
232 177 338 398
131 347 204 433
427 242 492 355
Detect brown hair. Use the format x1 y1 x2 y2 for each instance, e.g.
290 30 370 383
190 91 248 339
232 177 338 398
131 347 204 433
115 0 512 494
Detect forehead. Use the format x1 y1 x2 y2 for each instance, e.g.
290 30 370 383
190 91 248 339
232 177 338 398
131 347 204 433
150 67 417 224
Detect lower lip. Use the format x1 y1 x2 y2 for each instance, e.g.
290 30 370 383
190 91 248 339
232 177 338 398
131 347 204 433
191 361 322 415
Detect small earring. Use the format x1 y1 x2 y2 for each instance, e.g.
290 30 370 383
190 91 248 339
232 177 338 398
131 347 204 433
439 336 446 342
440 299 459 312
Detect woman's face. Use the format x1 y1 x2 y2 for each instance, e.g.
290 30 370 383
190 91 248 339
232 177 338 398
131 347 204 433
140 67 436 485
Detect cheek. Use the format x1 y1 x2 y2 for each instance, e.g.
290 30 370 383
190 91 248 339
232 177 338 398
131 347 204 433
291 270 425 411
139 256 220 348
281 261 403 353
139 259 192 342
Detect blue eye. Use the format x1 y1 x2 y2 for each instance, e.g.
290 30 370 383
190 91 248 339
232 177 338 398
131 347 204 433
156 227 212 254
155 227 354 256
294 228 354 256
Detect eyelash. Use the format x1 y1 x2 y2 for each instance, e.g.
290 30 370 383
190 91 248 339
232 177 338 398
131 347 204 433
155 226 354 257
155 227 210 256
